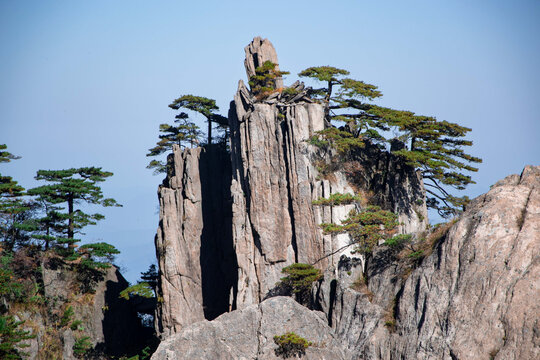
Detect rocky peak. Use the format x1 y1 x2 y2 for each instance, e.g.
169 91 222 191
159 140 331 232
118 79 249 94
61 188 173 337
154 37 429 337
244 36 284 89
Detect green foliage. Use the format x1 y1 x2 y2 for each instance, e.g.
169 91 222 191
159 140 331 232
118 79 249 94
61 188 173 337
279 263 321 298
72 336 92 358
300 65 482 217
281 87 299 97
312 192 361 206
120 264 158 300
26 167 121 255
0 314 35 360
309 127 365 157
0 145 30 250
0 255 24 301
0 145 21 164
59 305 74 328
146 112 203 174
168 95 227 146
140 264 158 289
249 61 289 97
119 282 154 300
70 319 83 331
78 242 120 270
321 206 398 254
273 332 311 358
408 250 424 260
383 234 413 249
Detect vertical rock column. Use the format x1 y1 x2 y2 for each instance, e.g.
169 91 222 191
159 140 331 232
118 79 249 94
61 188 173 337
229 82 328 307
155 145 234 337
155 146 205 337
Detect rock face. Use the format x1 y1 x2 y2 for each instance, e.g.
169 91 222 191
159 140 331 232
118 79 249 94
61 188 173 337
154 37 429 337
20 266 147 359
382 165 540 360
228 81 328 307
313 165 540 359
151 296 348 360
155 145 235 337
244 37 283 89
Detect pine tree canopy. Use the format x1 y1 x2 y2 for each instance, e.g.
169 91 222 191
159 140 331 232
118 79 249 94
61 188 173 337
300 66 482 218
26 167 121 251
168 95 227 145
148 95 227 174
0 144 21 164
248 61 290 97
0 145 30 249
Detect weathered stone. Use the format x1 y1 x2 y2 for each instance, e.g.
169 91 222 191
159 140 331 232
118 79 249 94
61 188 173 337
229 81 334 307
151 296 348 360
314 165 540 360
155 145 235 337
244 36 283 89
20 266 146 359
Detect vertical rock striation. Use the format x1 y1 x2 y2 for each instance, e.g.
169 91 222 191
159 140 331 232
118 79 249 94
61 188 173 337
228 81 328 307
155 145 235 337
154 36 428 336
313 165 540 360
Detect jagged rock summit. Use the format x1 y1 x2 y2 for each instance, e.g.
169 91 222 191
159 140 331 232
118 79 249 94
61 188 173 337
151 37 539 359
244 36 283 89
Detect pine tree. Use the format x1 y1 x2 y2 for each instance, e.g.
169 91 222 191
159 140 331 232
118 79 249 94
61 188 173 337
300 66 481 217
168 95 228 146
146 112 203 174
27 167 121 256
248 60 290 97
0 145 30 250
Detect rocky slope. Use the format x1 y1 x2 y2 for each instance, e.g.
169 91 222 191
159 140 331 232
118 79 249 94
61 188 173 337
153 165 539 359
151 37 538 359
17 264 148 359
154 37 427 337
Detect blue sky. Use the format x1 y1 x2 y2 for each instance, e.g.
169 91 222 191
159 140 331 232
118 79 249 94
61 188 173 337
1 1 539 282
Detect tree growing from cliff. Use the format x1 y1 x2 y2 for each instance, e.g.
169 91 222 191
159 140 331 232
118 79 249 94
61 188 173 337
300 66 482 217
146 112 203 174
27 167 121 258
277 263 321 305
0 314 35 359
320 205 399 254
248 60 289 98
168 95 228 146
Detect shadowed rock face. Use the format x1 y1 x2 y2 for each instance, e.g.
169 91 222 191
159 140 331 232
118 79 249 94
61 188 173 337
154 145 235 337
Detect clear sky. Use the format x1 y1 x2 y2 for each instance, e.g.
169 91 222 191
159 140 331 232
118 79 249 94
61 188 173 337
1 1 539 282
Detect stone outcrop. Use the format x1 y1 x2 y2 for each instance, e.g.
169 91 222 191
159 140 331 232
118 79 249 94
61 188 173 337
154 37 429 337
313 165 540 359
20 266 147 359
151 296 348 360
152 36 538 359
244 37 283 89
154 145 235 337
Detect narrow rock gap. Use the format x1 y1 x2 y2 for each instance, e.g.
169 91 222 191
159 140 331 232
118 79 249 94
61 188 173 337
280 114 298 263
417 296 427 333
328 279 337 327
